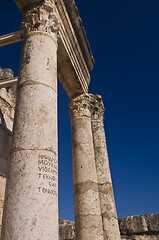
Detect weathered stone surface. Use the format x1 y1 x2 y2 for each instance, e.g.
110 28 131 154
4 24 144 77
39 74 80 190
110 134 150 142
0 68 16 132
0 77 15 176
144 214 159 232
1 2 59 239
119 215 148 235
0 68 13 80
69 94 104 240
119 214 159 235
0 177 159 240
59 218 75 240
58 214 159 240
0 127 12 176
0 176 6 232
121 235 159 240
90 94 121 240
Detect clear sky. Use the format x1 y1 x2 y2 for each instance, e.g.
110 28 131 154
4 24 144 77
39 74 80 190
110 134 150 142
0 0 159 221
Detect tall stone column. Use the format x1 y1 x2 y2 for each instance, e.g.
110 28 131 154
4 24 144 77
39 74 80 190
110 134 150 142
69 94 104 240
1 2 59 240
90 94 121 240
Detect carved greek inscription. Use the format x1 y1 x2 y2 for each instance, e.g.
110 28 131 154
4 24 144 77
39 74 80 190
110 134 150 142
38 155 57 196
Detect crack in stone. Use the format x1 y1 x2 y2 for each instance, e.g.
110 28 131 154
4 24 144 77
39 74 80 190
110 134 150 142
10 148 57 156
17 80 57 93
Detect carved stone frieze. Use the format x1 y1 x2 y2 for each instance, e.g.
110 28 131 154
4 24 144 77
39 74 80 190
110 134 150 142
21 1 59 36
90 94 105 121
69 94 91 119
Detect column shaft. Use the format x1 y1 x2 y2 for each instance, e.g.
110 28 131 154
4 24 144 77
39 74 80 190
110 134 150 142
69 94 104 240
90 95 121 240
1 2 59 239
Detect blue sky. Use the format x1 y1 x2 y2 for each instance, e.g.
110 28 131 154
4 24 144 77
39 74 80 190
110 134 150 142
0 0 159 221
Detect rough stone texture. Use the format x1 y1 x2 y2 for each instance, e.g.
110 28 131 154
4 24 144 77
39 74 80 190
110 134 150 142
0 69 15 225
1 2 59 240
0 68 15 177
58 214 159 240
0 125 12 177
90 94 121 240
59 218 75 240
0 68 15 131
0 176 6 233
119 214 159 235
0 68 13 80
69 94 104 240
121 235 159 240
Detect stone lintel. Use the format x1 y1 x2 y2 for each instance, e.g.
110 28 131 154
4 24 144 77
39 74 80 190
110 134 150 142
63 0 95 71
14 0 93 98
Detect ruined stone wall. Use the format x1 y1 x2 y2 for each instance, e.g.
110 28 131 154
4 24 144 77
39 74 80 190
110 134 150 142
59 215 159 240
0 68 15 177
119 214 159 240
0 84 15 230
0 88 15 176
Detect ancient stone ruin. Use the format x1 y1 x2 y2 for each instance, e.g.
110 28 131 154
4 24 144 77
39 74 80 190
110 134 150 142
0 0 158 239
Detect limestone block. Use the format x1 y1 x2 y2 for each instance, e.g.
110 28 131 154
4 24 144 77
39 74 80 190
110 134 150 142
119 215 149 235
144 214 159 232
59 218 75 240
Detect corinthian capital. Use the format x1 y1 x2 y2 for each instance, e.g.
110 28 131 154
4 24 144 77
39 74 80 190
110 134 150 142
90 94 105 121
21 1 59 36
69 94 91 120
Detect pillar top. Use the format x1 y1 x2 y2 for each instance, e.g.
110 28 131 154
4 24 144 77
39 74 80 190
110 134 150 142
69 93 105 121
14 0 94 71
21 1 59 39
69 94 91 119
90 94 105 121
14 0 93 98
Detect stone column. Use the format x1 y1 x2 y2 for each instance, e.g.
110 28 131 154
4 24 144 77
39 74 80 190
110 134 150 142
69 94 104 240
90 94 121 240
1 2 59 240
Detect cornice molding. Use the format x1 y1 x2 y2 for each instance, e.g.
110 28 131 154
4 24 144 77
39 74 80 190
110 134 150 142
55 0 90 96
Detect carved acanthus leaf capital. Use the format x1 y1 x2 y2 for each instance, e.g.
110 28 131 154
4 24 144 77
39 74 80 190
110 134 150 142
69 94 91 119
90 94 105 121
21 1 59 36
